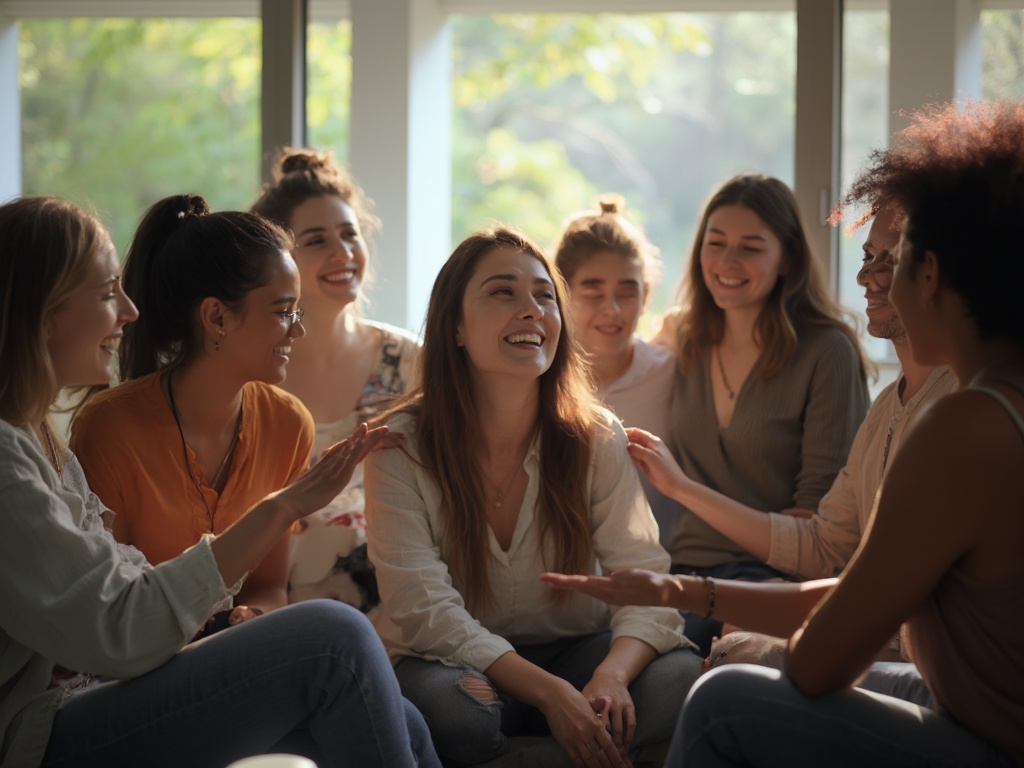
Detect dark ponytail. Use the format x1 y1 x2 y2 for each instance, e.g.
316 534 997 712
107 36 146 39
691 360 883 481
119 194 292 380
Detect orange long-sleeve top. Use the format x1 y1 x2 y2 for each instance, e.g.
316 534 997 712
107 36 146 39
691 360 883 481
70 372 314 575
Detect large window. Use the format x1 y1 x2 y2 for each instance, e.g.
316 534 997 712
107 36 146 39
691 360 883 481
306 16 351 160
19 17 261 255
450 12 796 319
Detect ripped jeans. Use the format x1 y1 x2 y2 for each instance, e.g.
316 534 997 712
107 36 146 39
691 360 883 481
394 630 703 767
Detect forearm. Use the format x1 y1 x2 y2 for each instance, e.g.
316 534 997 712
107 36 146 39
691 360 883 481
485 651 575 709
209 497 296 589
674 575 836 638
592 637 658 686
674 481 773 562
235 583 288 612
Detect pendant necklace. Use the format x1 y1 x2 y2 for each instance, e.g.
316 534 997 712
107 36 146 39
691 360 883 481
715 345 736 400
167 371 240 530
483 453 526 509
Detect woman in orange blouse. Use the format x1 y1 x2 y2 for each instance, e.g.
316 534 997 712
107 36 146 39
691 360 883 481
72 194 312 623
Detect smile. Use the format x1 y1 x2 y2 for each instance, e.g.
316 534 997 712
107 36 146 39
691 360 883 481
716 275 747 287
322 268 357 283
505 332 544 347
273 345 292 356
99 336 121 353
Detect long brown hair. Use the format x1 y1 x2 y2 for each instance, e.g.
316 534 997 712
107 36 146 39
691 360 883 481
675 174 865 379
0 196 112 426
393 227 598 611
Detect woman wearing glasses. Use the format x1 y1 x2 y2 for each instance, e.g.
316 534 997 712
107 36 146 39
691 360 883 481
71 194 314 626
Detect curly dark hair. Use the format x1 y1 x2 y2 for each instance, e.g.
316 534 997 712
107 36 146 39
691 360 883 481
836 100 1024 346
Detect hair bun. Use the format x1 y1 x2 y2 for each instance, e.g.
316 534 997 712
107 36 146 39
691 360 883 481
169 194 210 222
598 195 625 215
277 147 332 178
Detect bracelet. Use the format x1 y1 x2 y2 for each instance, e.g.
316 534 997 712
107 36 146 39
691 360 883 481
703 576 717 620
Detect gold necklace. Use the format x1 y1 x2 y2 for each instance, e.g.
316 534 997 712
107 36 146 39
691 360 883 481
715 345 736 400
39 421 64 474
482 453 526 509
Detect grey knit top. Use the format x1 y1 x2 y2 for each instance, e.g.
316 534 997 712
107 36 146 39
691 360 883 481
666 325 869 567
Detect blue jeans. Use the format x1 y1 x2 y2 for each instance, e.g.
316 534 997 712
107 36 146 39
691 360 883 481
671 561 789 657
859 661 934 708
41 601 440 768
667 665 1014 768
396 630 703 766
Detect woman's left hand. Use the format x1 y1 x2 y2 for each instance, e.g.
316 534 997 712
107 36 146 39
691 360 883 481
582 672 636 757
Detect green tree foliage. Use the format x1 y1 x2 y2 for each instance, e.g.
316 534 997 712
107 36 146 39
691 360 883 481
451 12 796 311
22 10 1023 319
20 18 261 255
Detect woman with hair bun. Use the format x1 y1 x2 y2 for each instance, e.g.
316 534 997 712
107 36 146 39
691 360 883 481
71 194 315 626
252 147 420 610
553 196 679 540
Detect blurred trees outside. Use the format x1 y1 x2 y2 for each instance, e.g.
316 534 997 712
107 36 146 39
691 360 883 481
17 9 1024 319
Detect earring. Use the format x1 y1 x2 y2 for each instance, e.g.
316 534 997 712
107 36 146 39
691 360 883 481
215 329 225 352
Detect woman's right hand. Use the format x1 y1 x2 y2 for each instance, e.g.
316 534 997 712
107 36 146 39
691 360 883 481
274 423 403 521
541 678 630 768
624 428 689 500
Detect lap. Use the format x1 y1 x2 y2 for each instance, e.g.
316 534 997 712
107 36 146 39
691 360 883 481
669 664 1013 768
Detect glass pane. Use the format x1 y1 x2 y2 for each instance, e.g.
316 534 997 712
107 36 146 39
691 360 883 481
451 12 796 321
19 18 261 256
982 9 1024 99
839 8 893 388
306 17 352 161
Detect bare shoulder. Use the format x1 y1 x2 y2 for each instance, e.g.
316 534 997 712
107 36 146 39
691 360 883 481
878 386 1024 576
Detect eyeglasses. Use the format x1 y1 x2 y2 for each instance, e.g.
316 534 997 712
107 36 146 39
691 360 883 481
274 308 305 326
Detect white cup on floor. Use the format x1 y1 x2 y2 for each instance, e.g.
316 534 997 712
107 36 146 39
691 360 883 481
224 756 318 768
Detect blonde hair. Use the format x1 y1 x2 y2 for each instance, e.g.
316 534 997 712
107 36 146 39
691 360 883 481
553 195 662 289
389 227 599 611
0 196 112 426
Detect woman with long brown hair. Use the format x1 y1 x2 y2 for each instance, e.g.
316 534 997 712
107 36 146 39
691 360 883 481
646 174 869 654
364 227 701 767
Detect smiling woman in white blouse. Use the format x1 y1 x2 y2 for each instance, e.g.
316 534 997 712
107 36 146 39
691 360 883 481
364 227 702 768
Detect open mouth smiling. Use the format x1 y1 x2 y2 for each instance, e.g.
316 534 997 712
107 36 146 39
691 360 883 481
505 332 544 347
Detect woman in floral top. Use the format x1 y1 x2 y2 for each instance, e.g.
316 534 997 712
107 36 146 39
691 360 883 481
253 147 420 610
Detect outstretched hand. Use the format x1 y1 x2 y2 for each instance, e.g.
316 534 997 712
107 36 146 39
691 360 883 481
275 423 404 521
540 569 684 610
624 428 689 500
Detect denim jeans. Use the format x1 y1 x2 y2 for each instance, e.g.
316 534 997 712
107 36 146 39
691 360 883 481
667 664 1014 768
859 661 934 708
395 629 703 767
671 561 790 657
41 600 441 768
